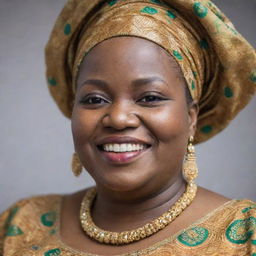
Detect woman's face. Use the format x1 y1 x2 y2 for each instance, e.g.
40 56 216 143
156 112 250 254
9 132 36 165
72 37 197 195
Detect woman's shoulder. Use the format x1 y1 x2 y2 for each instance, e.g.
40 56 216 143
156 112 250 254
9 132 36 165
206 198 256 223
0 188 91 234
196 186 255 216
0 194 64 232
195 187 256 227
0 193 64 254
230 198 256 211
1 193 63 218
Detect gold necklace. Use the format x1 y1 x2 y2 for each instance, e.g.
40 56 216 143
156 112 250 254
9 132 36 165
80 182 197 245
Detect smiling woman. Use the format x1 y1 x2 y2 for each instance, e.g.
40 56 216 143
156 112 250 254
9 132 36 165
0 0 256 255
72 37 197 195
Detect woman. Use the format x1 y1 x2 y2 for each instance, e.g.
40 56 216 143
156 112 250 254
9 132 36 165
0 0 255 255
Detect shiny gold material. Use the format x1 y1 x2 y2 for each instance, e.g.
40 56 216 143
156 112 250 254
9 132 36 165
1 196 255 255
45 0 256 144
80 184 197 245
71 152 82 177
183 136 198 185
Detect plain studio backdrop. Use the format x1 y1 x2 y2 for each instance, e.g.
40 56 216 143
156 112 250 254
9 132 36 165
0 0 255 212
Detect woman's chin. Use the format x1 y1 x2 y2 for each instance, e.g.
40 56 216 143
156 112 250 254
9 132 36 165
95 175 151 194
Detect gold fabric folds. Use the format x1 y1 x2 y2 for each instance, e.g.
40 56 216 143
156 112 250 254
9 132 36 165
1 196 256 255
45 0 256 143
73 0 213 102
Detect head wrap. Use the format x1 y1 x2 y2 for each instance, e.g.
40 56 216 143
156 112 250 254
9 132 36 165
45 0 256 143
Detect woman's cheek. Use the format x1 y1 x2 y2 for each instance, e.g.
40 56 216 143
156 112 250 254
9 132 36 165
144 105 189 143
72 109 91 146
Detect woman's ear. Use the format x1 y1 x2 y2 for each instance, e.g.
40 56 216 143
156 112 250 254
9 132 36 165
188 101 199 137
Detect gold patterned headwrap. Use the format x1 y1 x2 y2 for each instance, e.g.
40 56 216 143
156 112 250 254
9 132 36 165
45 0 256 144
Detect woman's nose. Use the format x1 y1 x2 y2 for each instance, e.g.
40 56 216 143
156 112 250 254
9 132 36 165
101 101 140 130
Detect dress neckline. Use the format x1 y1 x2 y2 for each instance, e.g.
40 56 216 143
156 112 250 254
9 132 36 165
53 196 240 256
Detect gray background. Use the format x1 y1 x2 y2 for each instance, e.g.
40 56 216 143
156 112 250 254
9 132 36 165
0 0 255 213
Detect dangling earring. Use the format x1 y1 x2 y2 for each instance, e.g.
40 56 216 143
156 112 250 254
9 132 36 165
183 136 198 185
71 152 82 177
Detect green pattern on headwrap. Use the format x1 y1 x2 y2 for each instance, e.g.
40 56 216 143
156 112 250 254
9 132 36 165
191 80 196 90
150 0 162 4
64 23 71 35
48 77 57 86
167 10 176 19
224 87 233 98
193 2 208 18
45 0 256 144
250 70 256 83
140 6 158 14
108 0 118 6
199 39 209 49
173 50 183 60
201 125 213 134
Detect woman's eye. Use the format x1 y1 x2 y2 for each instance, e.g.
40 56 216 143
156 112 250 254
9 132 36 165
79 95 108 105
139 95 165 103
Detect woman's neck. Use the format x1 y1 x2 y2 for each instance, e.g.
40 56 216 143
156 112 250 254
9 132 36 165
92 176 186 232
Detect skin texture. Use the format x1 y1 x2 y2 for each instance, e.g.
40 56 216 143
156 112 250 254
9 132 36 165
72 37 197 198
60 37 229 255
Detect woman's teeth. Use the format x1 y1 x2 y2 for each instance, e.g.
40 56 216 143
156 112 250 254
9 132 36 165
102 143 146 152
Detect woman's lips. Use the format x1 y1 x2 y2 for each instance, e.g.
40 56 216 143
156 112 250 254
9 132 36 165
96 136 152 163
101 150 147 163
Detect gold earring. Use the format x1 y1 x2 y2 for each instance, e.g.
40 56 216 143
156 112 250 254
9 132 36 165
71 152 82 177
183 136 198 185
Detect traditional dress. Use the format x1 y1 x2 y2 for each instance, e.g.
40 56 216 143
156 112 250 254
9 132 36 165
0 195 256 255
1 0 256 255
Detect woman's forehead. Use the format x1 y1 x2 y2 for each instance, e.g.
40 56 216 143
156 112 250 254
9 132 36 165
78 36 180 77
76 37 186 98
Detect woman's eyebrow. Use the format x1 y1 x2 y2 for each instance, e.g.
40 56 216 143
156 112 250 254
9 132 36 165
80 79 108 88
80 77 168 88
132 77 168 87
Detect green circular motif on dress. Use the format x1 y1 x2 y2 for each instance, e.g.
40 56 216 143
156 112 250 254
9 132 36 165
193 2 208 18
173 50 183 60
31 245 40 251
6 225 24 236
5 206 19 228
49 229 57 235
201 125 213 134
252 253 256 256
48 77 57 86
108 0 117 6
167 10 176 19
226 217 256 244
250 70 256 83
64 23 71 35
242 204 256 213
41 211 56 227
177 227 209 247
224 86 233 98
44 248 61 256
140 6 158 15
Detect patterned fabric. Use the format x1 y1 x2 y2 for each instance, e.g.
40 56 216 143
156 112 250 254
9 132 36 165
45 0 256 144
0 195 256 255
